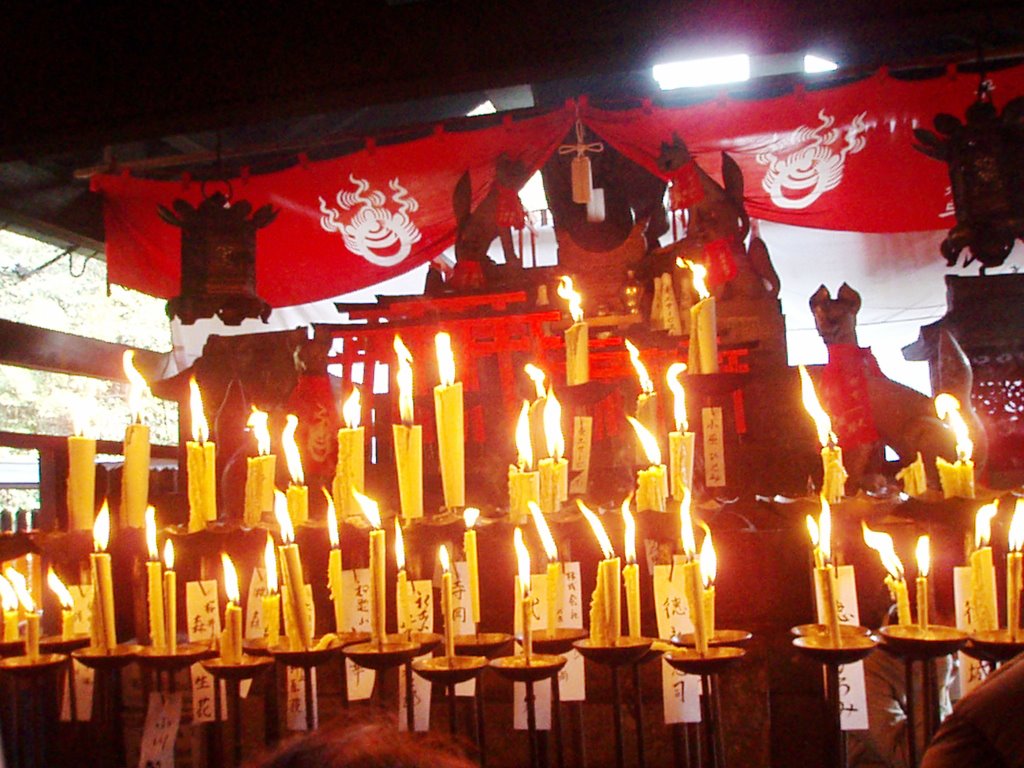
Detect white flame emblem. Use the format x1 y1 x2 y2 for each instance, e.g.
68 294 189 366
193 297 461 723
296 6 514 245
755 110 872 210
318 175 422 267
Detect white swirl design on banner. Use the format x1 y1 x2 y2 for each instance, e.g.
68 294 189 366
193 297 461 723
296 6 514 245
318 175 422 266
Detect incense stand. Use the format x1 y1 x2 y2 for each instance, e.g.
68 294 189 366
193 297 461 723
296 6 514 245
963 628 1024 666
0 652 67 768
456 632 514 768
267 637 347 732
490 653 567 768
528 628 587 768
72 644 141 768
877 624 967 762
413 655 488 735
202 655 274 768
791 628 877 768
574 637 654 768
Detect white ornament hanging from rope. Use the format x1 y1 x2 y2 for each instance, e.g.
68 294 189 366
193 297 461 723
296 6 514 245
558 116 604 205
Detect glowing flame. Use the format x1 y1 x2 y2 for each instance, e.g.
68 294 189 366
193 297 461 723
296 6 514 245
93 501 111 552
189 377 209 444
163 539 175 570
528 501 559 562
679 489 698 557
818 499 832 565
557 276 584 323
439 544 450 573
935 394 973 462
0 575 16 612
577 500 615 559
264 534 278 593
678 258 710 300
274 490 295 544
123 350 149 423
395 519 406 572
464 507 480 529
514 527 531 598
798 365 837 448
48 568 74 609
1010 498 1024 553
515 400 534 470
806 514 819 548
622 495 637 565
342 387 362 430
699 527 717 588
627 415 662 466
666 362 689 432
247 407 271 456
625 340 654 395
145 505 159 560
324 488 340 549
861 522 905 580
71 406 90 437
221 553 240 605
544 388 565 461
394 336 415 425
353 488 382 530
5 569 33 612
524 364 546 400
282 414 305 486
975 501 998 549
435 332 456 387
916 535 930 579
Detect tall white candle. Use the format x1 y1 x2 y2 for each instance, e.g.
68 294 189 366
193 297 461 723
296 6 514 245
122 350 151 528
434 332 465 509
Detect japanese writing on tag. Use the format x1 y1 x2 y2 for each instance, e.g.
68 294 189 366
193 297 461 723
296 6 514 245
569 416 593 495
138 692 182 768
186 580 221 723
399 579 433 732
246 567 267 640
61 585 95 721
953 566 990 695
653 556 701 724
454 562 477 697
701 407 726 487
343 569 375 701
814 565 868 730
287 586 316 731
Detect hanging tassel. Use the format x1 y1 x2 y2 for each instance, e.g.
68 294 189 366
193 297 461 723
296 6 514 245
558 113 603 207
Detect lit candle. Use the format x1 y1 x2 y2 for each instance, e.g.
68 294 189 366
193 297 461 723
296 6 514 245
324 489 345 635
434 332 465 509
524 364 549 463
163 540 177 653
916 535 930 630
219 554 243 664
626 339 659 465
628 416 667 513
90 502 117 651
439 545 455 660
0 576 17 642
700 525 717 641
935 394 975 499
514 527 533 664
508 400 540 524
67 408 96 531
186 378 217 532
463 507 481 627
678 259 718 374
47 568 75 641
679 491 709 654
122 350 151 528
354 489 387 647
1008 500 1024 642
333 387 365 519
799 365 847 505
809 499 842 647
557 276 589 385
622 496 641 637
243 407 276 527
970 502 999 632
529 501 561 638
144 506 167 650
538 389 568 516
578 500 621 646
862 523 912 626
274 491 313 650
895 452 927 498
282 414 309 527
262 534 280 648
666 363 695 501
395 518 413 636
393 337 423 520
7 569 39 660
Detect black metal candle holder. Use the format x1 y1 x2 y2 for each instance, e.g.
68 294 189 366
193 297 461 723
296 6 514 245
136 643 216 692
490 653 567 768
0 652 67 768
412 655 488 736
72 644 141 768
344 637 421 731
202 655 275 768
963 628 1024 666
456 632 514 767
267 638 346 733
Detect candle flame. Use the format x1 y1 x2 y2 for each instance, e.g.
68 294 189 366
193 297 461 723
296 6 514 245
163 539 175 570
514 527 531 599
145 505 159 560
916 535 930 579
557 275 584 323
93 501 111 552
123 350 149 423
861 522 905 580
47 568 74 609
464 507 480 529
699 525 717 588
0 575 16 612
798 365 837 448
679 489 698 557
394 336 415 425
71 407 90 438
439 544 450 573
515 400 534 470
625 340 654 395
622 494 637 565
221 553 240 605
678 258 710 300
247 407 271 456
1010 498 1024 552
544 388 565 461
524 364 547 400
342 387 362 430
974 501 998 549
324 488 340 549
274 490 295 543
806 514 819 548
189 377 209 444
577 500 615 559
666 362 689 432
4 569 33 612
818 499 832 565
528 501 559 562
627 415 662 466
935 393 973 462
395 519 406 572
435 332 456 387
353 488 382 529
264 534 278 593
282 414 305 486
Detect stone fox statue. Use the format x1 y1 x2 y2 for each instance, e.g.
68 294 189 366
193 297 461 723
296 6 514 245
809 283 985 490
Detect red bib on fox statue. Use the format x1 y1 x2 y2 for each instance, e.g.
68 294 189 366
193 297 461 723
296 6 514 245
818 344 883 450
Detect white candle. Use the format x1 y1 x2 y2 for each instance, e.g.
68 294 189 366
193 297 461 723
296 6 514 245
393 336 424 520
324 490 345 634
464 508 481 626
219 554 243 664
558 277 589 385
440 546 456 659
67 410 96 532
334 387 366 518
679 259 718 374
89 503 117 651
274 491 312 651
163 541 177 653
122 350 151 528
47 568 76 641
244 407 276 527
186 378 217 532
666 363 696 500
282 414 308 526
354 489 387 646
144 507 166 650
434 332 465 509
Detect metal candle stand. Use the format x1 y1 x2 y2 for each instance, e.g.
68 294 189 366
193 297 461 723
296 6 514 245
490 653 567 768
38 635 89 729
0 651 67 768
343 636 421 731
267 638 347 733
528 628 588 768
136 643 216 692
876 625 968 768
791 625 877 768
201 655 274 768
455 632 514 768
412 655 488 736
72 644 142 768
963 628 1024 668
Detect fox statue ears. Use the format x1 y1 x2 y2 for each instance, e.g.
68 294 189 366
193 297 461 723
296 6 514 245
809 283 862 313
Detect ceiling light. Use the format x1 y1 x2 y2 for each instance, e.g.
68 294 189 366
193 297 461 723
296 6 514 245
804 54 838 73
652 55 750 90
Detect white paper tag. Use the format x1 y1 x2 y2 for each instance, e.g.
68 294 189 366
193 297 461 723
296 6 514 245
454 562 478 697
653 556 701 723
61 585 95 721
343 569 376 701
186 580 222 723
701 407 726 487
137 691 182 768
245 567 267 640
953 566 990 694
398 579 433 732
569 416 593 495
286 586 317 730
814 565 868 730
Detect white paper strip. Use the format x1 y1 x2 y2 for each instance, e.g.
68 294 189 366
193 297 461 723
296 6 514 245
953 565 990 695
186 580 222 723
286 586 316 730
61 585 95 721
813 564 868 731
137 691 182 768
399 579 434 732
343 569 376 701
653 556 701 724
